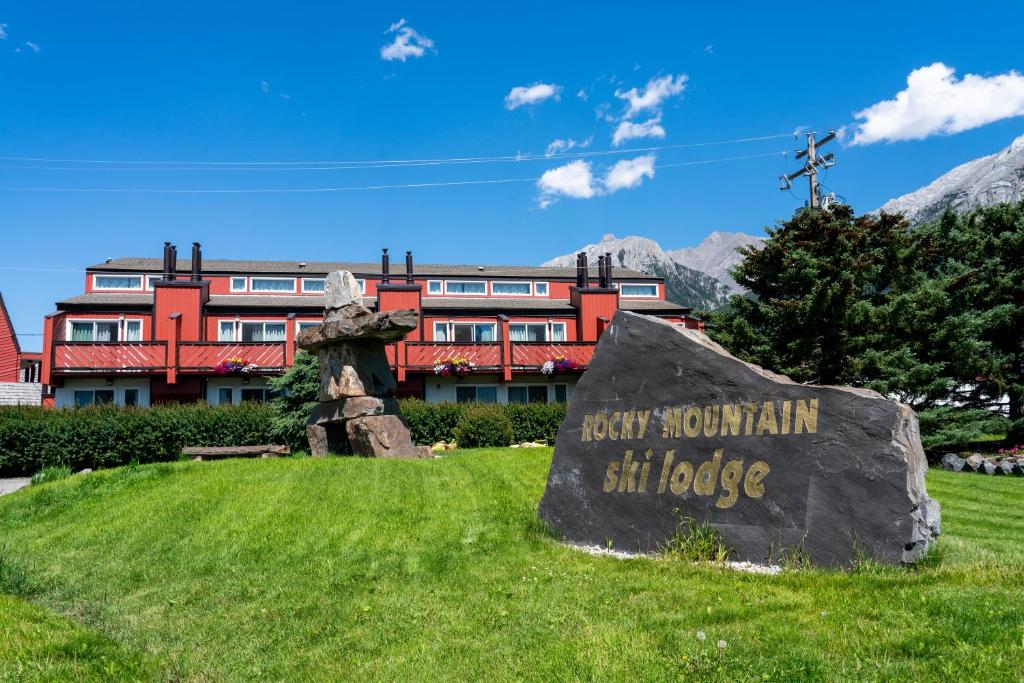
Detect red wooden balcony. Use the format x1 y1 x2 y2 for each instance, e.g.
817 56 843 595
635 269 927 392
176 342 287 372
510 342 596 370
51 341 287 375
52 342 167 373
386 341 596 377
403 342 504 371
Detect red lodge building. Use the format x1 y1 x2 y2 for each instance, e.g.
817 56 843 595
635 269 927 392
40 243 701 408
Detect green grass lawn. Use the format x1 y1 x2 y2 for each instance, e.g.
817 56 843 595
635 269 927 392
0 450 1022 681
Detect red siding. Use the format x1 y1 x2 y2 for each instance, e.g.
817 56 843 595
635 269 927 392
0 293 21 382
153 283 207 342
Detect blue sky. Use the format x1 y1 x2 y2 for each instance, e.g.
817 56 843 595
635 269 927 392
3 1 1024 350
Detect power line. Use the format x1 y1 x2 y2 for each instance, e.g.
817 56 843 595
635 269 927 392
0 133 793 169
0 151 785 194
778 130 837 208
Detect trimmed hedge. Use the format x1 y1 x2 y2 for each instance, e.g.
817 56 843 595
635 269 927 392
0 403 276 477
398 398 566 447
453 404 514 448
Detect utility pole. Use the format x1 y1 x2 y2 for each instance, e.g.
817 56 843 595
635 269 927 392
779 130 836 208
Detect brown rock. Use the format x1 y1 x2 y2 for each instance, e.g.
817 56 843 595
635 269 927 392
309 397 397 423
317 340 396 400
306 422 349 457
346 416 431 459
298 308 417 349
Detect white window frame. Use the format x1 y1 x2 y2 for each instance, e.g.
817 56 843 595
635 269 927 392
145 274 162 290
296 320 320 334
92 274 144 291
66 318 145 342
426 280 443 295
301 278 325 293
534 282 549 296
508 321 567 342
433 321 497 343
355 279 366 293
230 277 248 292
443 280 488 296
454 384 499 404
234 319 290 342
618 282 659 298
490 281 534 297
73 388 117 407
249 276 297 293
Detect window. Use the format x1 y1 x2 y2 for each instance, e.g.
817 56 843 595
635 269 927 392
145 275 162 290
250 277 295 292
93 275 143 290
73 389 115 407
240 388 277 403
508 385 549 404
297 321 320 334
218 388 234 405
434 322 496 342
355 279 366 293
123 389 139 407
445 281 486 295
455 386 498 403
230 277 248 292
70 321 119 342
554 384 568 403
124 320 142 342
508 322 566 342
218 321 235 341
620 283 658 297
492 281 532 296
240 322 287 342
534 282 549 296
427 280 442 295
302 278 325 293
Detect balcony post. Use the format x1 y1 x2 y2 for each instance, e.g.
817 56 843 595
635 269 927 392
166 313 182 384
396 341 406 382
285 313 296 367
40 312 63 387
499 314 512 382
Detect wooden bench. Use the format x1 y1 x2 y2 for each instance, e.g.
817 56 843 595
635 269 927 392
182 445 290 461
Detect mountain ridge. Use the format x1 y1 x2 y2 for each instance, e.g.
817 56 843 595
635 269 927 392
878 133 1024 223
542 231 763 310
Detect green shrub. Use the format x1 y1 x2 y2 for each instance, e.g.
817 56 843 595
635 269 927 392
916 406 1011 451
399 399 466 445
0 403 276 477
399 399 567 446
504 402 566 444
453 404 514 448
267 351 320 450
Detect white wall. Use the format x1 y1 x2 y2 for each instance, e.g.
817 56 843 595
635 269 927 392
423 374 576 404
54 377 151 408
0 382 42 406
206 377 273 405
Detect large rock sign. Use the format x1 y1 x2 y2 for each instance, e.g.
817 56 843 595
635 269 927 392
298 271 430 459
538 312 940 566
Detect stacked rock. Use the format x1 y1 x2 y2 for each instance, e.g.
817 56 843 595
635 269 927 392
297 270 430 458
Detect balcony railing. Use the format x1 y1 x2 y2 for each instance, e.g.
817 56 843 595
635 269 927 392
53 342 167 373
50 340 596 380
52 341 287 375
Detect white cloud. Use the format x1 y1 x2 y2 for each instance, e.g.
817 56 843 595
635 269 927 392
851 62 1024 145
536 155 656 207
537 160 596 207
604 155 656 192
25 41 38 52
380 18 434 62
612 117 665 146
576 88 588 102
0 23 7 40
260 80 270 94
615 74 687 117
504 83 561 110
544 136 592 157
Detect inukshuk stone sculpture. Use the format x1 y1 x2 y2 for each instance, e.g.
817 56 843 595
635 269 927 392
297 270 430 458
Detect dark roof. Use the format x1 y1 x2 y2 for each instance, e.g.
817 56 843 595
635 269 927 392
56 292 690 316
86 257 658 280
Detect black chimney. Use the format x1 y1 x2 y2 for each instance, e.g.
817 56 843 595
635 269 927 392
162 242 172 280
604 252 613 288
598 255 608 288
169 244 178 280
405 251 414 284
191 242 202 282
577 252 589 288
381 248 390 284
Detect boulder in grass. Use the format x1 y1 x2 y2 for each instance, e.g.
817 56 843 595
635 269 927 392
964 454 986 472
996 459 1015 476
538 311 941 567
977 459 997 475
940 453 965 472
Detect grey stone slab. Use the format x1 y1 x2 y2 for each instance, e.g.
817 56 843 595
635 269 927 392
0 478 31 496
538 311 941 567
